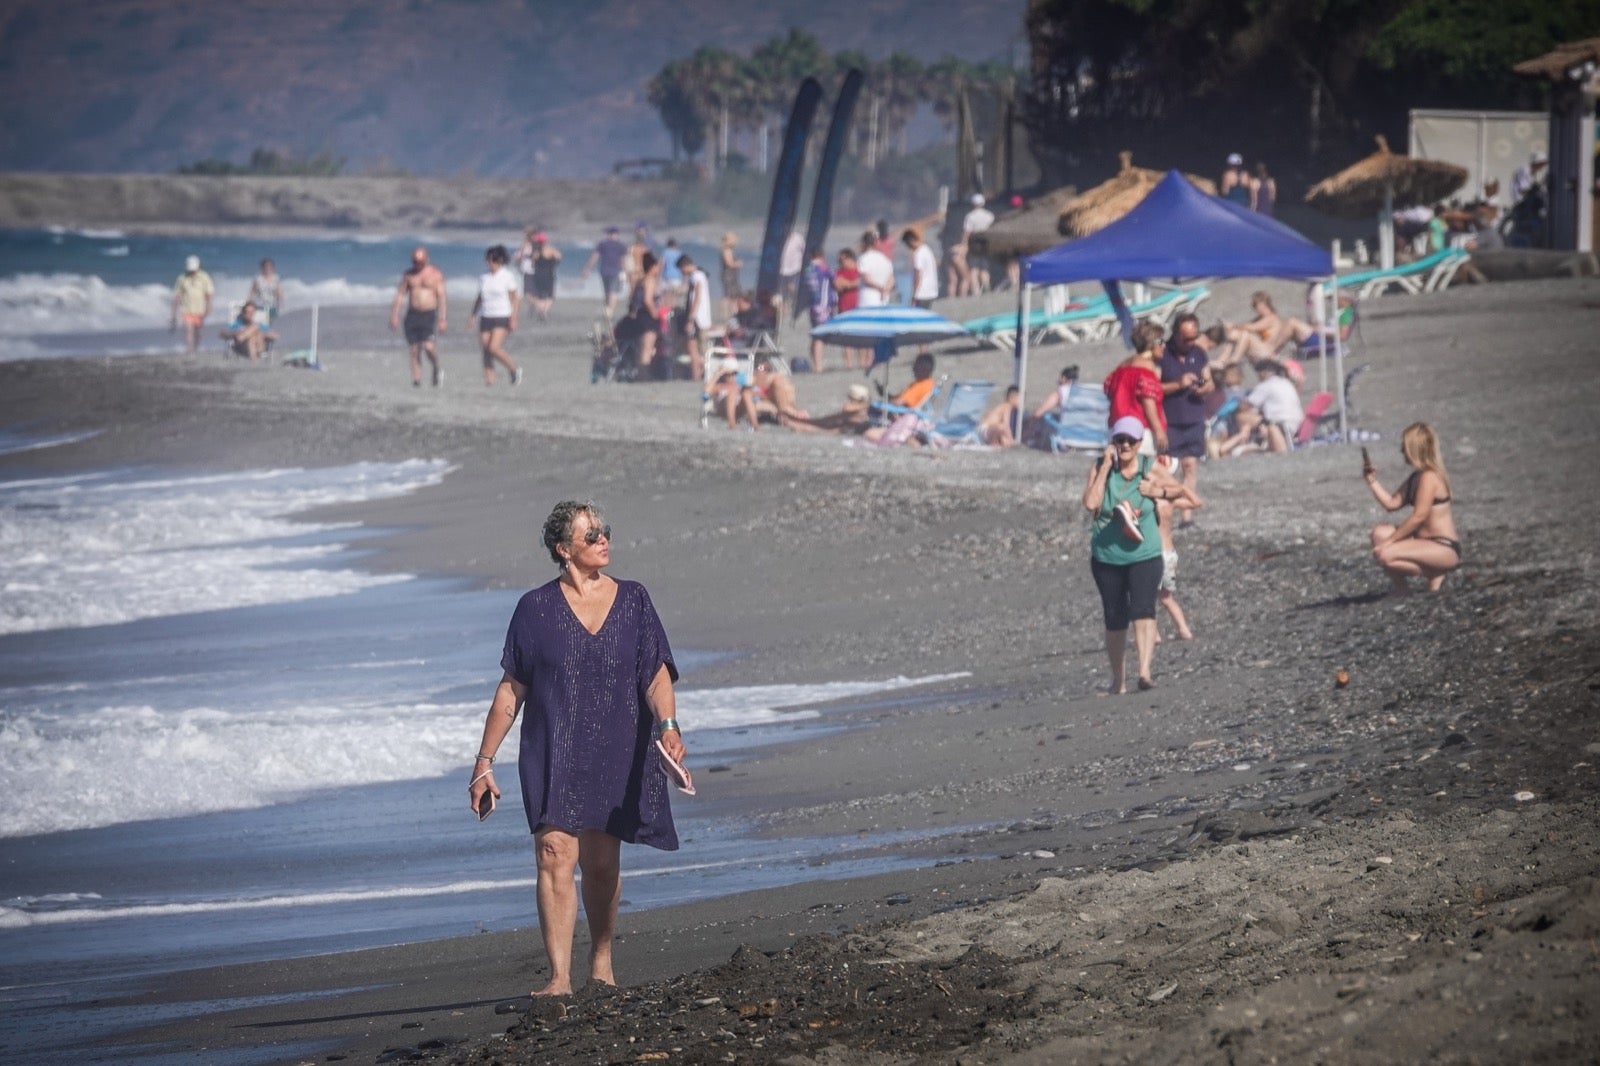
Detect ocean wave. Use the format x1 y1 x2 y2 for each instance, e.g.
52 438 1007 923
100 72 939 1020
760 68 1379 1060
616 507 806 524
0 459 451 635
0 673 965 838
0 272 412 336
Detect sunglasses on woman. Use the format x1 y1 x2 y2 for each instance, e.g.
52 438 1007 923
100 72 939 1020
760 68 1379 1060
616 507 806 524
1112 436 1139 447
578 523 612 545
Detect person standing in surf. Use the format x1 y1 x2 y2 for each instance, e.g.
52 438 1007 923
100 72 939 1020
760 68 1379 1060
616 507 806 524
469 500 687 998
389 247 447 387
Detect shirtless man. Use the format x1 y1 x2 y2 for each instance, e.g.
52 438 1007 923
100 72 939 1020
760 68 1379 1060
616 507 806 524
389 247 448 387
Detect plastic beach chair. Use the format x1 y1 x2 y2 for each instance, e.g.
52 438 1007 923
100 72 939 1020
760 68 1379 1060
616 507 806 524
870 373 948 425
926 379 996 444
1044 384 1111 453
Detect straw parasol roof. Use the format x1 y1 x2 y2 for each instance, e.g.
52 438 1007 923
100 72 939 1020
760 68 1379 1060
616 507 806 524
1056 152 1217 238
967 185 1079 259
1512 37 1600 81
1304 135 1468 218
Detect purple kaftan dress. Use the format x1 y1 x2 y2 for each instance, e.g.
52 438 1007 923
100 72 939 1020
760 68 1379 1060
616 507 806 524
500 578 679 850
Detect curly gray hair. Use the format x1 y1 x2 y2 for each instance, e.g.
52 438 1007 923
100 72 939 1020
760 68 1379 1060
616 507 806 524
541 500 603 570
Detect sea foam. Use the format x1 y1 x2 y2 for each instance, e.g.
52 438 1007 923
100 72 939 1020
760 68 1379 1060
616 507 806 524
0 675 965 839
0 459 449 634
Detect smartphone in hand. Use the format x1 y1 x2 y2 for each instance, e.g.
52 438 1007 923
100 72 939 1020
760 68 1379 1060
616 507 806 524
476 789 496 821
1360 446 1373 474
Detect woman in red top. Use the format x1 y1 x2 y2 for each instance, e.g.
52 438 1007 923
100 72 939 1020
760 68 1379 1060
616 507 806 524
1102 321 1169 454
832 248 865 370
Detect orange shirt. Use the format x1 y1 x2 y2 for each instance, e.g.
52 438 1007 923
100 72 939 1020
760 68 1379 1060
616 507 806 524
894 377 935 409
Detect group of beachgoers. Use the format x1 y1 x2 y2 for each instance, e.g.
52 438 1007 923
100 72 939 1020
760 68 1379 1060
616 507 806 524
170 255 285 360
1069 291 1459 693
387 231 566 389
462 410 1461 995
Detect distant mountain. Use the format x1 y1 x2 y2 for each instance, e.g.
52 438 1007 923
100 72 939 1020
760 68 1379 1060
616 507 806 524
0 0 1024 177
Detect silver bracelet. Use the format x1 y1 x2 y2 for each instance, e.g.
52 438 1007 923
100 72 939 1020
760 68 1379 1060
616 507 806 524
475 753 494 763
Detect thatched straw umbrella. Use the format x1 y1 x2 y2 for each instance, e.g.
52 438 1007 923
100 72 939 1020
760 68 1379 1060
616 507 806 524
967 186 1079 260
1304 135 1468 270
1057 152 1217 238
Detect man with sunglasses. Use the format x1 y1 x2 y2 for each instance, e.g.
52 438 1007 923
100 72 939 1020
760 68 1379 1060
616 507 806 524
1160 313 1214 527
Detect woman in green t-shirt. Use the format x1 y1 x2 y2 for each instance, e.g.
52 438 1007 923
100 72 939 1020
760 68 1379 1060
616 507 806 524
1081 416 1192 693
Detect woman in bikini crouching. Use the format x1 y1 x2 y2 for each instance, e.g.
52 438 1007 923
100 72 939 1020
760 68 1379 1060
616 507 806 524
1363 421 1461 594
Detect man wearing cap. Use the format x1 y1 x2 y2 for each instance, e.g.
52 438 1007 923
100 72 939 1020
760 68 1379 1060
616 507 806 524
961 193 995 295
580 226 629 317
171 255 214 354
1220 153 1251 207
1511 150 1548 208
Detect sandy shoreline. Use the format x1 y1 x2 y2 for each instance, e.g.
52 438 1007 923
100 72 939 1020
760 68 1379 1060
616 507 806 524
2 275 1598 1064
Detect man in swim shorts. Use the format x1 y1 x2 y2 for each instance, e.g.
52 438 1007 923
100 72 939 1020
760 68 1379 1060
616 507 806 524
389 246 448 387
170 255 214 355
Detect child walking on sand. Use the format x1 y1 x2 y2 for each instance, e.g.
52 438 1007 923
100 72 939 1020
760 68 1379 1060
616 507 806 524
1155 461 1201 641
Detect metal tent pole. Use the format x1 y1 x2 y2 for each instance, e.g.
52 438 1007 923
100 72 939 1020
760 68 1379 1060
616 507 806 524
1013 279 1031 428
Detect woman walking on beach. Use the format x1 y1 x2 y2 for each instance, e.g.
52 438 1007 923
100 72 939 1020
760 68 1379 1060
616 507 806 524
1364 422 1461 594
473 245 522 386
469 501 687 997
1083 417 1186 693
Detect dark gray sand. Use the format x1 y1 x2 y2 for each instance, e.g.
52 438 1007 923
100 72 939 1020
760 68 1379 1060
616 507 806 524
3 275 1598 1064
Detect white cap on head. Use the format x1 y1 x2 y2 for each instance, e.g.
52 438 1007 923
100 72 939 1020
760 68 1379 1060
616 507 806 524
1226 152 1244 167
970 193 985 206
185 255 200 271
1531 149 1548 165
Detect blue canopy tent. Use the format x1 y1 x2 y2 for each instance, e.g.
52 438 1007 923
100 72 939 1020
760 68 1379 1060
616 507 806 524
1015 171 1346 436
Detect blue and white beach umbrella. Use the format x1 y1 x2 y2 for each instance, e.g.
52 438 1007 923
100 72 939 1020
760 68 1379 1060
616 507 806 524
810 306 969 373
811 305 969 348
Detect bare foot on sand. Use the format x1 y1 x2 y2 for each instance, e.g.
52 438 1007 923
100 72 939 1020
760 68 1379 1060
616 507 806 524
1426 575 1447 592
1137 676 1155 691
589 956 616 987
532 980 573 997
1175 625 1194 641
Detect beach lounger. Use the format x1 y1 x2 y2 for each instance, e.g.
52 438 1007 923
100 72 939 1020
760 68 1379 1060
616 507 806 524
926 379 996 445
1336 250 1465 300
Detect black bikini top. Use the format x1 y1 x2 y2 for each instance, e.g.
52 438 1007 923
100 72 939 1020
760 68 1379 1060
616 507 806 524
1401 470 1451 508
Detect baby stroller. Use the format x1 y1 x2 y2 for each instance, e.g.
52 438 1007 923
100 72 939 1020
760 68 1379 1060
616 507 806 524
589 316 640 383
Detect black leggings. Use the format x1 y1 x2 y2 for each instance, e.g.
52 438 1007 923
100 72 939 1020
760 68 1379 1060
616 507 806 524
1090 556 1164 631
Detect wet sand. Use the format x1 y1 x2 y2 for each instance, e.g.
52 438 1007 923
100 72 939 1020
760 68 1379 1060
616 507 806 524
2 274 1598 1064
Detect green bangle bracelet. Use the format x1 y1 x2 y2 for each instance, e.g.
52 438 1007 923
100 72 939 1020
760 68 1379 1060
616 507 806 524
658 718 680 734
